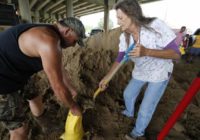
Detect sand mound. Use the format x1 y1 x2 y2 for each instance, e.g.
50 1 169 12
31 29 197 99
0 28 200 140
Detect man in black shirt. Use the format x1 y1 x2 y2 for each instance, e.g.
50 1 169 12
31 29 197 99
0 17 85 140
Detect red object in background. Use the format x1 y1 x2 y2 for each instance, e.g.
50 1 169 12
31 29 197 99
157 74 200 140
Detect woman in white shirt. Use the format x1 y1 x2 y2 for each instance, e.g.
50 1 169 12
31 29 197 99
99 0 180 139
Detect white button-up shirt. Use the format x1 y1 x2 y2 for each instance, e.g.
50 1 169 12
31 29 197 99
119 19 176 82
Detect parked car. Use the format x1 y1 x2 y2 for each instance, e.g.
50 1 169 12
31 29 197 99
90 28 104 36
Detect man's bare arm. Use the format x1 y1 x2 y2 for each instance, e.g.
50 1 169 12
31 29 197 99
37 36 81 115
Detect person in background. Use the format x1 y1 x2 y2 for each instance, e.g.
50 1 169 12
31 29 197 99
180 34 190 59
0 17 85 140
182 34 190 49
175 26 187 57
175 26 186 46
99 0 180 140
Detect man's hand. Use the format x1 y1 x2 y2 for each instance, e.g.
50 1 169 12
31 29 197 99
70 89 78 99
128 44 148 57
70 103 82 116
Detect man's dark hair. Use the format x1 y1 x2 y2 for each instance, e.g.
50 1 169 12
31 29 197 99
59 17 86 47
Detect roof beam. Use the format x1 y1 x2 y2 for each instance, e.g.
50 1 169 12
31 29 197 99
78 0 115 8
41 13 51 22
74 4 96 13
59 5 101 15
73 2 88 8
75 6 104 15
30 0 37 9
44 0 64 12
57 9 66 15
36 0 51 11
76 9 104 17
139 0 162 3
51 5 66 14
73 0 78 3
32 0 163 23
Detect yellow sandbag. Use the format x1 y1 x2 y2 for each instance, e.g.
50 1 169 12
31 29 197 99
60 110 84 140
179 46 185 55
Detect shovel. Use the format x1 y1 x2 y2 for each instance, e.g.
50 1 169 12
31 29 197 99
93 43 135 100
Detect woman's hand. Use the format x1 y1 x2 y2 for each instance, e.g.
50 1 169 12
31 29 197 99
128 44 148 57
99 77 109 91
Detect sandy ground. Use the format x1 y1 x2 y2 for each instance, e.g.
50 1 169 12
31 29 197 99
0 28 200 140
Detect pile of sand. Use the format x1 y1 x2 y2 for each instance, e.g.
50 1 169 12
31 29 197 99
0 28 200 140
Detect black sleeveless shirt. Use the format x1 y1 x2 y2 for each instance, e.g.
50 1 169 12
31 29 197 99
0 24 59 94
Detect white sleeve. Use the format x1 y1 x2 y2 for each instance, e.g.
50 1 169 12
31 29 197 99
152 19 176 48
118 33 127 52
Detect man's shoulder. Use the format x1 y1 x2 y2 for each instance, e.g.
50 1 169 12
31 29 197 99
27 25 60 42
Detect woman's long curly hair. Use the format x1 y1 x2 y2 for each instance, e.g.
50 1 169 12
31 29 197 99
114 0 157 46
114 0 156 29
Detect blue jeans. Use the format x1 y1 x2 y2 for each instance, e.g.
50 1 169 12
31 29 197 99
122 78 169 137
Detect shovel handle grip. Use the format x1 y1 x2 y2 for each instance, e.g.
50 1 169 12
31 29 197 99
93 45 135 101
93 88 102 100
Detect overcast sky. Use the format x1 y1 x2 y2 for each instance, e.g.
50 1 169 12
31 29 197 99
80 0 199 33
